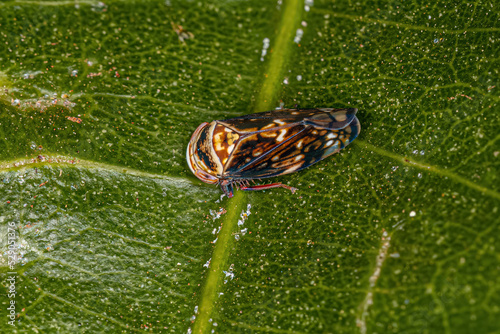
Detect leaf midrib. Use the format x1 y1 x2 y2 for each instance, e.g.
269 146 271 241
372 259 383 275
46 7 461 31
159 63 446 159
191 0 304 333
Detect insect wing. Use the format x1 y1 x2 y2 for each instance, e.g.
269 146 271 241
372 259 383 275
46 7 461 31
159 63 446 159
219 108 355 133
222 123 306 173
223 108 360 179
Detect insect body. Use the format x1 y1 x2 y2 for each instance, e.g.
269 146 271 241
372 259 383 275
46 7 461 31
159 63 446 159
186 108 361 198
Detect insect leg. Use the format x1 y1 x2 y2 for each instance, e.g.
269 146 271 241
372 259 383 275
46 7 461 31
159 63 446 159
240 183 297 194
219 181 234 198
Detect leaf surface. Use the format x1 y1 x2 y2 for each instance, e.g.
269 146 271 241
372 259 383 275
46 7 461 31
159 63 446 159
0 0 499 333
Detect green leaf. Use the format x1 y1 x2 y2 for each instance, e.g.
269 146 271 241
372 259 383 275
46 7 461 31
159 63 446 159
1 0 498 334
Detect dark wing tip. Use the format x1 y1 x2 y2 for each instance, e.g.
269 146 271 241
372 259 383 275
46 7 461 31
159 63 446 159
305 108 359 130
347 115 361 142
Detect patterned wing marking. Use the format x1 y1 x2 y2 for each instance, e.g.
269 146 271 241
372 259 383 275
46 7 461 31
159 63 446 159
219 108 357 133
212 124 241 165
304 108 357 130
223 123 306 174
228 116 361 179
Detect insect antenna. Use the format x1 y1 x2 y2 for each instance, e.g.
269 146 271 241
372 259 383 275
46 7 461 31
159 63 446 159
240 182 297 194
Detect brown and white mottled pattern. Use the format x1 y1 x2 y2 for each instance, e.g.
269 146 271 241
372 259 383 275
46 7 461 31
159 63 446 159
186 108 361 186
228 115 360 179
212 123 240 167
224 124 304 173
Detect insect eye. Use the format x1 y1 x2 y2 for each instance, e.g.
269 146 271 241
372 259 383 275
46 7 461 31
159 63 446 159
195 169 218 184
